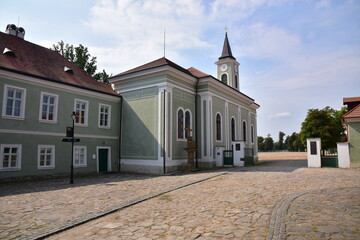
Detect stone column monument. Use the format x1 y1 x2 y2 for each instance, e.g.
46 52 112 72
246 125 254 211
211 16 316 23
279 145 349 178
183 128 197 170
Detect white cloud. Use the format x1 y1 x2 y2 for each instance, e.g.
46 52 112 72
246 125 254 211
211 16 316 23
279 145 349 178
269 112 291 119
84 0 211 74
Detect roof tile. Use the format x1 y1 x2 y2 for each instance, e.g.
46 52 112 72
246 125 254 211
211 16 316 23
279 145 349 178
0 32 118 96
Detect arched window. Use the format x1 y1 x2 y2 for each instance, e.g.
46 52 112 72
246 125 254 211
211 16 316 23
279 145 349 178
243 121 247 142
216 113 221 141
251 125 254 144
185 110 191 139
177 109 184 139
221 74 228 84
235 75 238 89
231 118 235 141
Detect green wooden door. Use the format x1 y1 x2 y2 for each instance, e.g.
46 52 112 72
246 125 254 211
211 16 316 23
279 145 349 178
223 150 234 165
99 149 108 172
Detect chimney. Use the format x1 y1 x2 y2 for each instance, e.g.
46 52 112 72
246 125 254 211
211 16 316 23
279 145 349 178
6 24 25 39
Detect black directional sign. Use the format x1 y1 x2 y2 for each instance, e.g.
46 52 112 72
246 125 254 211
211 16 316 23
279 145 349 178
61 138 80 143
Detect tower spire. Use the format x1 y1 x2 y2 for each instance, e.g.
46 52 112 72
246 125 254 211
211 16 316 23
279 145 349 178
219 32 236 60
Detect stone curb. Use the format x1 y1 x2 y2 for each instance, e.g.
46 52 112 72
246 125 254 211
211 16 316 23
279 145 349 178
266 187 359 240
22 169 236 240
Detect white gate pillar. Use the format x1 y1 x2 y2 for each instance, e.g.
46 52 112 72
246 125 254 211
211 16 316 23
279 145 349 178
307 138 321 167
337 142 350 168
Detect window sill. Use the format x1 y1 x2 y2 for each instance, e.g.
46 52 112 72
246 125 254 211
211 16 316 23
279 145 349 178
0 168 21 172
39 119 57 124
2 115 25 121
38 167 55 170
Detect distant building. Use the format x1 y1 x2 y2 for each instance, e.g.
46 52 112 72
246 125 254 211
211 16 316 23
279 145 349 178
0 24 121 180
343 97 360 167
109 32 260 174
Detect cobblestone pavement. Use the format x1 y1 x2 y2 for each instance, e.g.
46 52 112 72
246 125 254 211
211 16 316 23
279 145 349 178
48 158 359 240
286 187 360 240
0 171 228 240
1 154 360 240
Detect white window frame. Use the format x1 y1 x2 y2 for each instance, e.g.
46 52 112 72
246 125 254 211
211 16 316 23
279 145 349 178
37 145 55 169
39 92 58 123
216 112 223 142
98 103 111 129
74 99 89 127
243 120 247 143
176 108 192 141
184 109 192 139
0 144 22 171
231 117 236 141
73 146 87 167
2 84 27 120
251 124 254 145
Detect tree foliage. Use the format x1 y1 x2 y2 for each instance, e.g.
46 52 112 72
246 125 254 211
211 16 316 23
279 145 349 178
300 106 346 149
258 136 265 151
285 132 305 151
264 134 274 151
51 41 110 84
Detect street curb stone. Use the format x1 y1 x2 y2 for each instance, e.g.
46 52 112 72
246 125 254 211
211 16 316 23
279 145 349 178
22 169 235 240
266 187 359 240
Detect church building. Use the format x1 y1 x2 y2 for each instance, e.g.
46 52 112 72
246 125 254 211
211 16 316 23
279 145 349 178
110 33 260 174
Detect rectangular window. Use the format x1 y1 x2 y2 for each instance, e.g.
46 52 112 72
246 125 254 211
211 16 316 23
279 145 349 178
2 85 26 119
74 146 87 167
74 99 89 126
38 145 55 169
0 144 21 171
310 141 317 155
39 92 58 123
99 104 111 128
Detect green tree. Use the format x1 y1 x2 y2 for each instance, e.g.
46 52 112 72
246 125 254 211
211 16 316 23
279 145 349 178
258 136 265 151
285 132 305 151
264 134 274 151
51 41 110 84
300 107 346 149
274 131 285 150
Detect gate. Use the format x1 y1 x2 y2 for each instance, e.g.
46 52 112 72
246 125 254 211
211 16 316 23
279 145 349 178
321 149 338 167
223 150 233 165
244 148 254 166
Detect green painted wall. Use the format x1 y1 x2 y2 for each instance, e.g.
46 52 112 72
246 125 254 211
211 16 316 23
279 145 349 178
121 87 159 160
0 77 120 179
172 87 195 160
348 122 360 167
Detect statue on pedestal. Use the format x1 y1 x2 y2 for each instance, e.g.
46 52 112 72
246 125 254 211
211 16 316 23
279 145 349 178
183 128 197 170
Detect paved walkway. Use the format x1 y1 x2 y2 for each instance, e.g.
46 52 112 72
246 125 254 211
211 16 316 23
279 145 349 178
1 155 359 240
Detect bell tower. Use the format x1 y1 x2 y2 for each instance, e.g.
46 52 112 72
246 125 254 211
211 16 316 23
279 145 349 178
215 32 240 91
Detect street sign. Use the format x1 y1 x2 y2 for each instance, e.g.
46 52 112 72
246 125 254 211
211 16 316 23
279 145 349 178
61 138 80 142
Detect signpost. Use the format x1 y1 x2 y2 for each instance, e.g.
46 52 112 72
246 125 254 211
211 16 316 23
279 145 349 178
61 112 79 184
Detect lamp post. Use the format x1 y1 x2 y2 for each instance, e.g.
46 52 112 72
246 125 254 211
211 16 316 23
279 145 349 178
70 111 76 184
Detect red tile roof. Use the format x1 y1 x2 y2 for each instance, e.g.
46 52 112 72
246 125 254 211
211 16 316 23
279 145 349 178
187 67 210 78
0 32 118 96
111 57 194 78
343 97 360 104
343 104 360 119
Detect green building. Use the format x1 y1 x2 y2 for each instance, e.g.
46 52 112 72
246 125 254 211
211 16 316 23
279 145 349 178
110 32 260 174
0 25 121 180
343 97 360 167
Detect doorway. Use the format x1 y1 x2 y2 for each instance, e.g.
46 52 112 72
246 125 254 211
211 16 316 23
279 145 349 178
97 147 110 172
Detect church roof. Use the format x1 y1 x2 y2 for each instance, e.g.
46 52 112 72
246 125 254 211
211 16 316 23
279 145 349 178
0 31 118 96
187 67 210 78
112 57 194 78
219 32 236 60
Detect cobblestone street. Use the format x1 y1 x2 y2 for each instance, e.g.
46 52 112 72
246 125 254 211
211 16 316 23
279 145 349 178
1 153 359 240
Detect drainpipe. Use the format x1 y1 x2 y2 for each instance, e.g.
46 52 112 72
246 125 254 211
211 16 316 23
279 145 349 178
195 78 200 168
163 89 166 174
118 95 123 172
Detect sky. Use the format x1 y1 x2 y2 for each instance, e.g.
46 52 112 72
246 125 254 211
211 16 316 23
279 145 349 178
1 0 359 141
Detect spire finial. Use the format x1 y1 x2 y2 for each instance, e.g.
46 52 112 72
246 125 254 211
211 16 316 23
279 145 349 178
225 27 228 35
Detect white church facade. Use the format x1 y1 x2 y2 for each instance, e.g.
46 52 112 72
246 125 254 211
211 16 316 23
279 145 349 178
110 33 260 174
